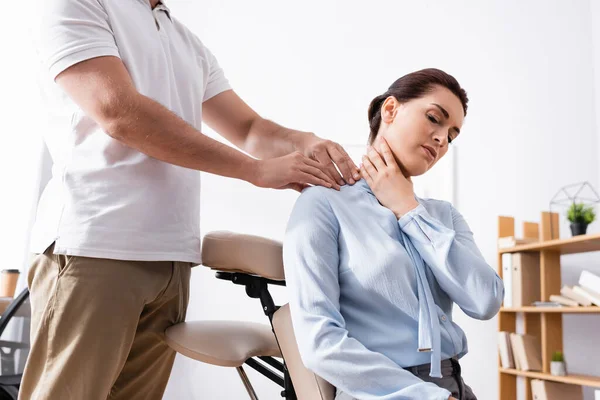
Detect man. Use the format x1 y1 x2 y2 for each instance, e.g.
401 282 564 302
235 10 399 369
22 0 360 399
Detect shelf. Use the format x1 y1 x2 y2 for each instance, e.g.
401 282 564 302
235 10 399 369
498 232 600 255
499 368 600 388
501 306 600 313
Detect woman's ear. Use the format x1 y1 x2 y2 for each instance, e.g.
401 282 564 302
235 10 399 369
381 96 399 124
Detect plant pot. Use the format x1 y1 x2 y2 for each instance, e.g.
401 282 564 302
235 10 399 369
570 222 588 236
551 361 567 376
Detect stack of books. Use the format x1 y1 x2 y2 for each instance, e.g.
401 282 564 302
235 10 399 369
530 379 583 400
548 270 600 307
498 332 542 371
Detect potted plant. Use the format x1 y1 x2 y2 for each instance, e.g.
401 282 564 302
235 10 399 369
550 351 567 376
567 203 596 236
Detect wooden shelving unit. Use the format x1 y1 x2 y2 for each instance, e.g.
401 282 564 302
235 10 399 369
498 212 600 400
499 368 600 388
501 306 600 313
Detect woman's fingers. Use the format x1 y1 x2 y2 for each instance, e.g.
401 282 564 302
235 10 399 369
380 138 398 170
367 146 386 170
362 154 378 178
360 165 373 186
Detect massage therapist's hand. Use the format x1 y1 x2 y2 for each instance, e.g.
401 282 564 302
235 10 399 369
300 133 361 186
360 138 419 218
251 151 340 192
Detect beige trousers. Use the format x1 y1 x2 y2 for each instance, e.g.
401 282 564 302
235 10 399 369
19 244 192 400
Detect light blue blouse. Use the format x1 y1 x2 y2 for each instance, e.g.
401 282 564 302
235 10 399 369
283 179 504 400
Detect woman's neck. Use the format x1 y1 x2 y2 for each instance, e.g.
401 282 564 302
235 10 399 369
371 139 411 179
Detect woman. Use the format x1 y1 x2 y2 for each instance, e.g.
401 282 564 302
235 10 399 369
283 68 504 400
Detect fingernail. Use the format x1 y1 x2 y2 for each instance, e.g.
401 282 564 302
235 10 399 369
338 179 345 186
349 178 355 184
353 172 360 179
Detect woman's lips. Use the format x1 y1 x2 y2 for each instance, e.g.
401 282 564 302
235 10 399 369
421 146 435 162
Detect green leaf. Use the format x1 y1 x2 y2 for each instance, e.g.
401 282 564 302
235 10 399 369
567 202 595 224
552 351 564 362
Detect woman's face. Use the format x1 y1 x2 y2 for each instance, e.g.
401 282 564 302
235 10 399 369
373 85 464 177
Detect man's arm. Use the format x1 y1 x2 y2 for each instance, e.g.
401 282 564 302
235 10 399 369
55 56 337 190
203 90 360 186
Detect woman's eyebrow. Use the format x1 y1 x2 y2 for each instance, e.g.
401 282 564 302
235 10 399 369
431 103 460 134
431 103 449 118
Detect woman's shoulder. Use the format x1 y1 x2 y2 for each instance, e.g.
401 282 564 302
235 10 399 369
298 181 366 205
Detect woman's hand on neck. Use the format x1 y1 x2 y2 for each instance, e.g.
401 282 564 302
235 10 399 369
372 139 411 179
360 138 419 218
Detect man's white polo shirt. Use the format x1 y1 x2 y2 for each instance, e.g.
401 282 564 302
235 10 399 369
30 0 231 263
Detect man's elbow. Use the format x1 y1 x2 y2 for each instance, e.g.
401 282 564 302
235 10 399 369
96 90 140 141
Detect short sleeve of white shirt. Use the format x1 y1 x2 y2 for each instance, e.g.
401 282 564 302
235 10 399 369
37 0 120 79
202 45 231 102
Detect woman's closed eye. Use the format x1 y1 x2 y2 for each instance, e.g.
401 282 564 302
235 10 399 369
427 114 439 124
428 112 456 144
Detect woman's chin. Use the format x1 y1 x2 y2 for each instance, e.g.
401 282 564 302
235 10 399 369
405 162 429 177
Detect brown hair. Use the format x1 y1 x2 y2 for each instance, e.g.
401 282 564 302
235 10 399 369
367 68 468 144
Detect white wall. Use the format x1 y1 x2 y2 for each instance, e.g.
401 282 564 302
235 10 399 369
161 1 600 399
0 4 46 290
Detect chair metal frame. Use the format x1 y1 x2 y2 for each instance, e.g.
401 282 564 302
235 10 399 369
0 288 31 400
215 271 298 400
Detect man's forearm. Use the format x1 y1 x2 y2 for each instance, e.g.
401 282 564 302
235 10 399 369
244 118 314 159
106 93 258 182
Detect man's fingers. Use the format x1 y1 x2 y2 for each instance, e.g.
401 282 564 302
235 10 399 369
312 148 344 186
300 165 341 190
297 171 336 189
301 156 339 188
367 146 386 169
329 145 359 184
282 182 309 192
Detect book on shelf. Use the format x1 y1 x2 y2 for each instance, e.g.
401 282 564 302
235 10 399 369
548 295 579 307
572 286 600 307
498 331 515 369
532 301 562 307
502 253 513 307
530 379 583 400
498 236 538 249
561 285 592 306
509 333 542 372
508 334 522 370
579 270 600 295
501 252 541 308
512 253 540 307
